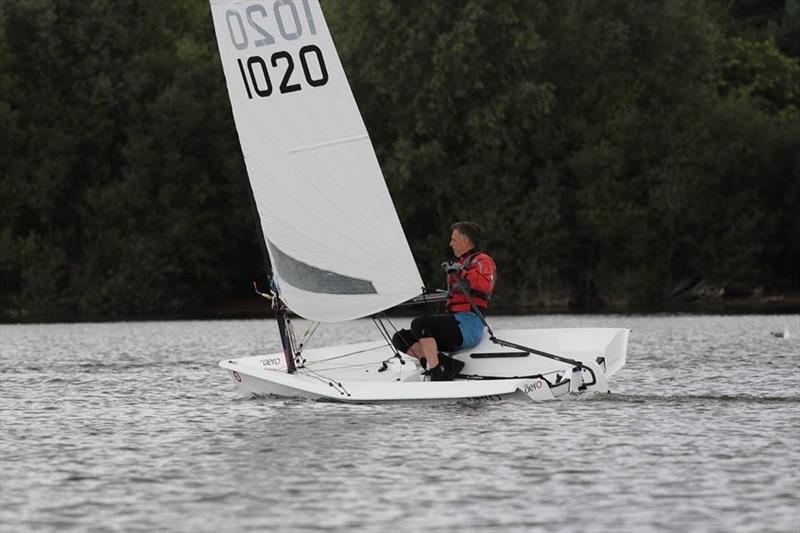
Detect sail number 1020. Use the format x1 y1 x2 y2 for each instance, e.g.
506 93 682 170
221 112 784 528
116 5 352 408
225 1 328 99
237 47 328 98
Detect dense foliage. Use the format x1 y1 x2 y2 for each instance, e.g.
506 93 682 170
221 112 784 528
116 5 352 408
1 0 798 319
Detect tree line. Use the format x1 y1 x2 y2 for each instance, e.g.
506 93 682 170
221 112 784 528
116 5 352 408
1 0 798 320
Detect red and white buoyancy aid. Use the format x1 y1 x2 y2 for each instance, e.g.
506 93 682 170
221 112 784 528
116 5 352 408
447 250 497 313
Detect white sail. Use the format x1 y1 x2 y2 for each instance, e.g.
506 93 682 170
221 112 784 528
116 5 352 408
209 0 424 322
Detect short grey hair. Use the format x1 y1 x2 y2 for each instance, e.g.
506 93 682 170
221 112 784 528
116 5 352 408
451 221 483 248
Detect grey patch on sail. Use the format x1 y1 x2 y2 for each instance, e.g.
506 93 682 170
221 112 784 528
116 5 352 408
268 241 377 295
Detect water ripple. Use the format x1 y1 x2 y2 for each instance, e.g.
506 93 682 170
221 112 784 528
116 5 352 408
1 315 798 532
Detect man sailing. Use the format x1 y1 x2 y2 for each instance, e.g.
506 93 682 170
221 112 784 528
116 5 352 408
393 222 497 381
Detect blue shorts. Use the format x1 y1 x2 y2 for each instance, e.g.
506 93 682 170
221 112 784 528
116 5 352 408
403 312 486 352
454 312 485 349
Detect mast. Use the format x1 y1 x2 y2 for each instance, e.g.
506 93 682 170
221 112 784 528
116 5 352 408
273 294 298 374
255 278 297 374
241 119 295 372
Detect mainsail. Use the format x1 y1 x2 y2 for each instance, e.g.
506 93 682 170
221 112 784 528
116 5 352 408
209 0 423 322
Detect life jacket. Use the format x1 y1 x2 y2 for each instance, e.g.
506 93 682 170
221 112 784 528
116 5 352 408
446 249 497 314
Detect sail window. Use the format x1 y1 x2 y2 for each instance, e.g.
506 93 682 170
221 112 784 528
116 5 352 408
268 241 377 295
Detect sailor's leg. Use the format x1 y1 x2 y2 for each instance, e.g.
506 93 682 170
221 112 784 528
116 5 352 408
410 314 463 375
391 328 419 356
413 338 439 368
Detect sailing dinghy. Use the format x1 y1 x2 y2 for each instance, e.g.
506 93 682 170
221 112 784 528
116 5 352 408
209 0 630 403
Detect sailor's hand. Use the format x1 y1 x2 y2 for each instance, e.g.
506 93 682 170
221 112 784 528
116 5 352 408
441 261 464 273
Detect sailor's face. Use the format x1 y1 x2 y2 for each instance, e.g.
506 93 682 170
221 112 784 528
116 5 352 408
450 229 472 257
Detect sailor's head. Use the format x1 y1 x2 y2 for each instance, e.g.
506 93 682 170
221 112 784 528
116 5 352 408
450 221 482 256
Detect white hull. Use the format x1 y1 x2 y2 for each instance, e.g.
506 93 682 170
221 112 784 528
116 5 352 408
219 328 630 403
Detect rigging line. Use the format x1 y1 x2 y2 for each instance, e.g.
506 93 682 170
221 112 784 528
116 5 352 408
307 361 385 372
371 316 410 371
303 342 387 364
372 316 392 346
297 367 350 396
458 370 565 382
372 315 403 359
296 321 319 356
306 372 348 396
383 315 401 335
448 276 591 378
287 317 299 355
380 315 410 379
293 366 331 385
233 90 401 261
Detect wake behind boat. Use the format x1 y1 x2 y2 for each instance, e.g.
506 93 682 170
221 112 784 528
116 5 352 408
208 0 630 403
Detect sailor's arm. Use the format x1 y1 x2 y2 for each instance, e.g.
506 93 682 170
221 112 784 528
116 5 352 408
462 256 496 291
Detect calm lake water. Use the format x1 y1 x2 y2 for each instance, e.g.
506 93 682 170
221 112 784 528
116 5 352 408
1 314 798 532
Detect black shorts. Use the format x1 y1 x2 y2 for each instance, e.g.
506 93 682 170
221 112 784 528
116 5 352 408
392 314 464 353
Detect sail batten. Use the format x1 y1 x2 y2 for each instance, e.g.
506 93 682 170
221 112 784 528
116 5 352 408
210 0 423 322
288 134 369 153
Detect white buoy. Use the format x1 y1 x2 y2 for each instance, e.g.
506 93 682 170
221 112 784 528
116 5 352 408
770 327 790 338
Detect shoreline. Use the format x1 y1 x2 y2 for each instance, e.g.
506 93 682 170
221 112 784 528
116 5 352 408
2 294 798 325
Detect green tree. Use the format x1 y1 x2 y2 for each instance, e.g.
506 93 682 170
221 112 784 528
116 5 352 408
2 0 797 319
